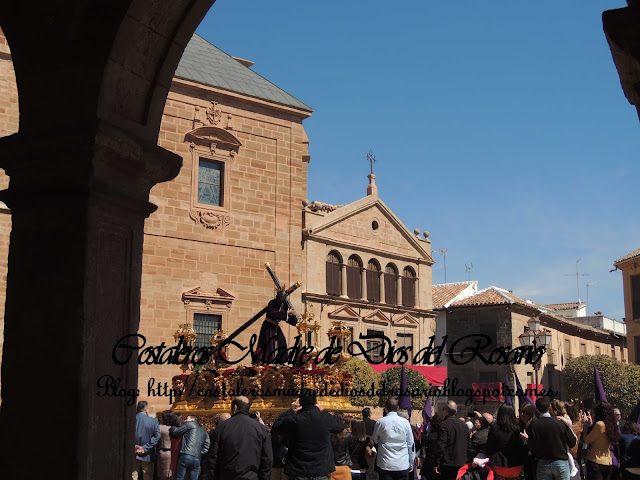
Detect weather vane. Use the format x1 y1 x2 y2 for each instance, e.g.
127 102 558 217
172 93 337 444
366 149 376 175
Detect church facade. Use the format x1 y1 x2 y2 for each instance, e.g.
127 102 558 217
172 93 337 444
301 174 436 363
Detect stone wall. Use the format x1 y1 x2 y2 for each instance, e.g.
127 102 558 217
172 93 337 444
138 80 310 410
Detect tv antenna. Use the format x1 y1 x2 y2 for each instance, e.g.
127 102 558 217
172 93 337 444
564 258 589 306
465 262 473 281
437 248 448 282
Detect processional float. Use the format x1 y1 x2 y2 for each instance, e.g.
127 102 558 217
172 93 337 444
169 262 359 428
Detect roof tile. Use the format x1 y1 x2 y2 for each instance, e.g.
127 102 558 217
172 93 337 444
614 248 640 266
432 282 474 309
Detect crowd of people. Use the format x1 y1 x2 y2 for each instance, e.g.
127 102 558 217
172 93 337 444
132 395 640 480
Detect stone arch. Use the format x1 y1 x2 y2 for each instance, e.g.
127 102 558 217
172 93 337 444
0 1 221 478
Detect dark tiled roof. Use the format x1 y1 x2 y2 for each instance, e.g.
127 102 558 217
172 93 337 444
432 282 474 309
175 34 312 112
614 248 640 266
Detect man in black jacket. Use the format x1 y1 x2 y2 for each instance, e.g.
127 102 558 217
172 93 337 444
526 396 576 480
434 400 472 480
206 396 272 480
272 391 345 479
170 414 210 480
362 407 377 437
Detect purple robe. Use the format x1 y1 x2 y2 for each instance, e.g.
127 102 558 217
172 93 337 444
257 299 289 363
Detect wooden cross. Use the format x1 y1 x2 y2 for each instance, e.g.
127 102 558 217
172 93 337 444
265 261 301 326
204 263 301 358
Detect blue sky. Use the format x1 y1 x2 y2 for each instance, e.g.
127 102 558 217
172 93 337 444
197 1 639 320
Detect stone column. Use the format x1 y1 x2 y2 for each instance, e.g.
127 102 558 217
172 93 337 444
0 123 181 479
341 263 348 297
361 267 367 300
414 277 420 308
379 271 385 304
396 274 402 306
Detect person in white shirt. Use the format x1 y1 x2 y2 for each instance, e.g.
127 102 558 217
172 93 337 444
372 398 415 480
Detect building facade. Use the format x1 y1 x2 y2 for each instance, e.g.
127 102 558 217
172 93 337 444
615 248 640 365
301 175 437 365
0 32 313 410
434 284 627 411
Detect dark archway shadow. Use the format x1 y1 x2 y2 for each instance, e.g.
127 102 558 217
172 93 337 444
0 1 218 477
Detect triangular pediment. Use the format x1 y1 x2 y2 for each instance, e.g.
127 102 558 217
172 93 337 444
305 196 434 264
393 312 419 327
182 285 235 302
185 126 242 151
328 304 360 321
363 309 390 324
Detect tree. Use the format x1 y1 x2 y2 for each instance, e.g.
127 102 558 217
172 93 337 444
561 355 640 411
340 357 380 407
377 367 430 412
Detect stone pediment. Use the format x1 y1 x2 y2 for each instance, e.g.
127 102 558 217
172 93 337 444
181 285 235 307
185 126 242 152
304 196 434 264
363 309 390 324
393 312 418 328
328 304 360 321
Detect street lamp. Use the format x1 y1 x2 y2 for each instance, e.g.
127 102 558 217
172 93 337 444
518 317 551 386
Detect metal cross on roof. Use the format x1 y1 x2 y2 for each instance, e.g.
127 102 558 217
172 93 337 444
367 149 377 175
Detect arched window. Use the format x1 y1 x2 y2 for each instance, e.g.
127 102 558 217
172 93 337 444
384 263 398 305
366 259 381 302
326 251 342 295
347 255 363 299
402 266 417 307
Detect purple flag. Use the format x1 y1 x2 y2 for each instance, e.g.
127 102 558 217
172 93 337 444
594 365 608 403
399 365 412 418
422 396 432 433
514 373 539 416
504 372 513 406
627 396 640 424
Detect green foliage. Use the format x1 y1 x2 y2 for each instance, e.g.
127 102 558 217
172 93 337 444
341 357 380 407
377 367 430 411
561 355 640 411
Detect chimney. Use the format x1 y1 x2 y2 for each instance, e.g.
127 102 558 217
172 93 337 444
367 174 378 196
233 57 255 68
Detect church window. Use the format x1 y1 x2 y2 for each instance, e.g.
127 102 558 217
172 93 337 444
384 263 398 305
186 125 240 230
193 313 222 349
366 259 381 302
197 158 224 206
326 251 342 296
347 255 363 299
401 267 416 307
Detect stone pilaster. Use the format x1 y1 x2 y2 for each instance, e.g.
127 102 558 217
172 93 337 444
0 122 181 479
